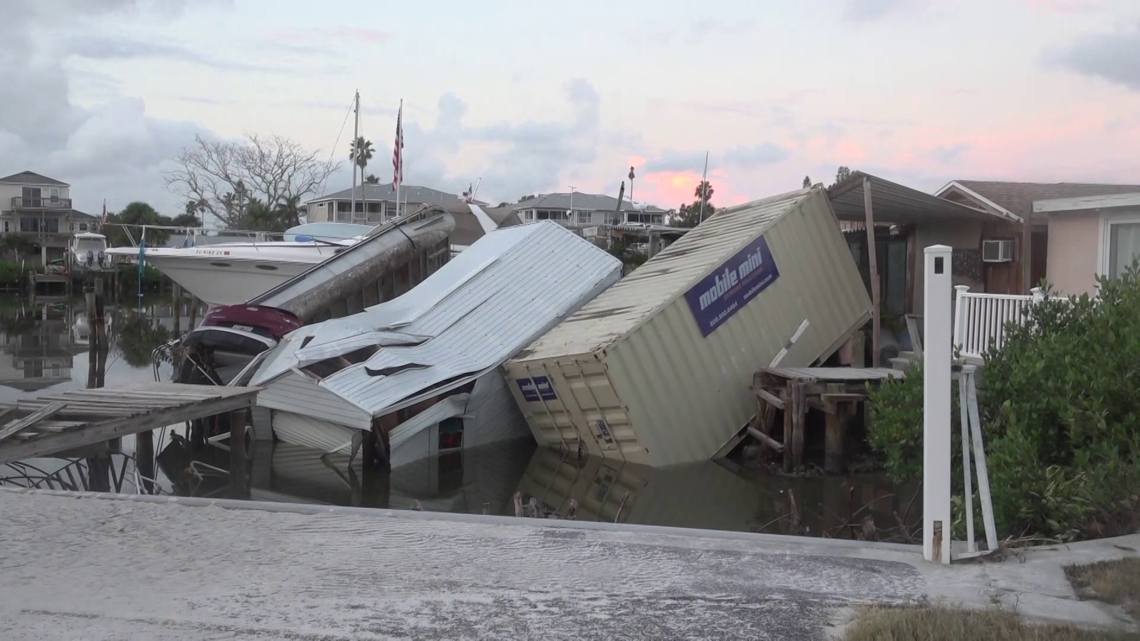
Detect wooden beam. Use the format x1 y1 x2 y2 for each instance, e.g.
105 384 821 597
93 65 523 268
747 426 785 452
905 226 917 315
0 401 66 443
828 177 865 201
754 387 785 411
864 177 882 368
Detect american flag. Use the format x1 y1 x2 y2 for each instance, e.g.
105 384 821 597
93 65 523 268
392 100 404 191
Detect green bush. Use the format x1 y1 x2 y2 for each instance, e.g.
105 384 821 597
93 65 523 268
867 264 1140 542
0 260 43 288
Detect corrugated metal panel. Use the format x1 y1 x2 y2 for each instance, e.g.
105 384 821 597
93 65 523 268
272 410 357 453
254 222 622 418
257 371 372 430
514 188 811 362
507 187 873 467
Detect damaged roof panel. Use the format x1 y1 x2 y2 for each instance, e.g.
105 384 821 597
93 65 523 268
251 221 624 422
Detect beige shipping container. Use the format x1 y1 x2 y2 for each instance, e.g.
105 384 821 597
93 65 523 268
503 186 872 467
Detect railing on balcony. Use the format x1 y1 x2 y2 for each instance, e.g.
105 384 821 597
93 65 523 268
11 197 72 209
952 286 1046 363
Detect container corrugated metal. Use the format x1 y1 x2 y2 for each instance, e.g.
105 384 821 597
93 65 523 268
504 186 872 467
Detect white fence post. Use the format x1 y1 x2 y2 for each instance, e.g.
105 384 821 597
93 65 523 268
953 285 969 357
924 245 952 564
1031 286 1045 303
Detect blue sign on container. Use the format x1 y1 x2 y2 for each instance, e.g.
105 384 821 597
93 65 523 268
533 376 558 401
683 234 780 337
516 378 541 402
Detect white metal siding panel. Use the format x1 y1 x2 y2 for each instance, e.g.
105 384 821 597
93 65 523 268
461 372 531 448
258 371 372 430
272 410 358 453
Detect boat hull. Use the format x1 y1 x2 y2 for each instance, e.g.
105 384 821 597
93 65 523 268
137 252 334 306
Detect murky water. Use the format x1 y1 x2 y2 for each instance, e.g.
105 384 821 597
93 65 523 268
0 296 920 541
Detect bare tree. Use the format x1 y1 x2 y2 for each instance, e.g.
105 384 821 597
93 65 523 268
165 134 339 228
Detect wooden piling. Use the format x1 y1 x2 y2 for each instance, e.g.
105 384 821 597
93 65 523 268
173 283 182 335
228 408 248 499
188 295 198 329
135 429 155 494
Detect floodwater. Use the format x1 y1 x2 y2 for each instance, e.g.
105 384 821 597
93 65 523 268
0 296 920 541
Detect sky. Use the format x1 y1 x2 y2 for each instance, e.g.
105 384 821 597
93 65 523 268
1 0 1139 216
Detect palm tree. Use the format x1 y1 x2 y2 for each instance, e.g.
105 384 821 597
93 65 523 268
695 181 714 204
350 137 374 217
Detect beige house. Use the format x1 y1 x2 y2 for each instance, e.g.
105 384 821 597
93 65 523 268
305 183 466 224
1031 192 1140 296
0 171 98 264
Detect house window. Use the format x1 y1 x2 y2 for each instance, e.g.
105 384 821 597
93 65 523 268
20 217 38 232
522 210 534 221
49 188 60 201
1104 214 1140 279
78 223 88 232
576 211 591 225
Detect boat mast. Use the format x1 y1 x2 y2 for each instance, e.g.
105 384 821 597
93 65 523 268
350 90 360 223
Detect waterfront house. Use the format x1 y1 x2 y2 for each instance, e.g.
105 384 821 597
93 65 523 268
936 180 1140 296
305 183 467 225
1030 191 1140 296
511 191 669 228
0 171 99 265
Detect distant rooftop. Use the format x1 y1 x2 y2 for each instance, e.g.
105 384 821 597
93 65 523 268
513 192 667 213
309 184 468 205
0 171 69 187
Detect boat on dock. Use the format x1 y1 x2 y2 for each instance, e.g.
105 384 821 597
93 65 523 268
105 222 375 307
69 232 112 271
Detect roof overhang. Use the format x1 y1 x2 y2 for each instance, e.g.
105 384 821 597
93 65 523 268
933 181 1021 221
830 173 1021 225
1034 192 1140 214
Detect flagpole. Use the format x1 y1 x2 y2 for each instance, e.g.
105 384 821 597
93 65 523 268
395 99 402 218
698 151 710 223
350 90 359 222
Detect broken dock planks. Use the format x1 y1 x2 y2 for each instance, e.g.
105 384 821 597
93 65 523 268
0 383 259 465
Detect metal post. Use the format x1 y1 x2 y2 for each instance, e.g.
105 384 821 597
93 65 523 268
923 244 952 564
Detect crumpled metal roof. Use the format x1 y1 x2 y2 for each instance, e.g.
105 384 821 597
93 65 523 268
251 221 622 418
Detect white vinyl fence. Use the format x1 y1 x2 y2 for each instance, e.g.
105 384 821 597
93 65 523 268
952 286 1045 363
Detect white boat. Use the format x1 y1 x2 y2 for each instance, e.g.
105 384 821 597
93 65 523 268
70 232 112 271
104 223 375 307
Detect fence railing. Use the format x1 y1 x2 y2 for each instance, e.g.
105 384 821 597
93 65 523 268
953 286 1045 363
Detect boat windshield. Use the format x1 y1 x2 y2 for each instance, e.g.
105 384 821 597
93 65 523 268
284 222 374 242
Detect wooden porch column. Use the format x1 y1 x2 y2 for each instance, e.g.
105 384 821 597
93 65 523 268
1021 218 1033 293
863 178 881 367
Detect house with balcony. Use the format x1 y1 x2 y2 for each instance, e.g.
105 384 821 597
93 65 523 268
0 171 98 265
511 192 670 228
305 183 468 225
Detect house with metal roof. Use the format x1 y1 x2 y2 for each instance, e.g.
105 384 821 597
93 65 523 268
304 183 470 225
512 191 670 229
0 171 98 265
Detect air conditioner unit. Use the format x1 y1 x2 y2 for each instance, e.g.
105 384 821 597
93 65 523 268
982 239 1014 263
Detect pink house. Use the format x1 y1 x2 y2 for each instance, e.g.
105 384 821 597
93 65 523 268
1033 192 1140 296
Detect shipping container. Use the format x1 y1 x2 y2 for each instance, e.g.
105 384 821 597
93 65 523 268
503 186 872 467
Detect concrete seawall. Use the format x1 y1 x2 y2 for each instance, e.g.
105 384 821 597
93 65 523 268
1 488 1134 640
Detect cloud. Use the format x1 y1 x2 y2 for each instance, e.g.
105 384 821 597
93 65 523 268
68 35 275 73
723 143 791 168
688 19 758 43
841 0 928 22
1046 23 1140 90
268 26 392 47
1024 0 1105 12
0 0 213 215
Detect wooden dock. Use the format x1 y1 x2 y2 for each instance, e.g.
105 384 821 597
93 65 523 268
0 383 258 466
752 367 904 473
